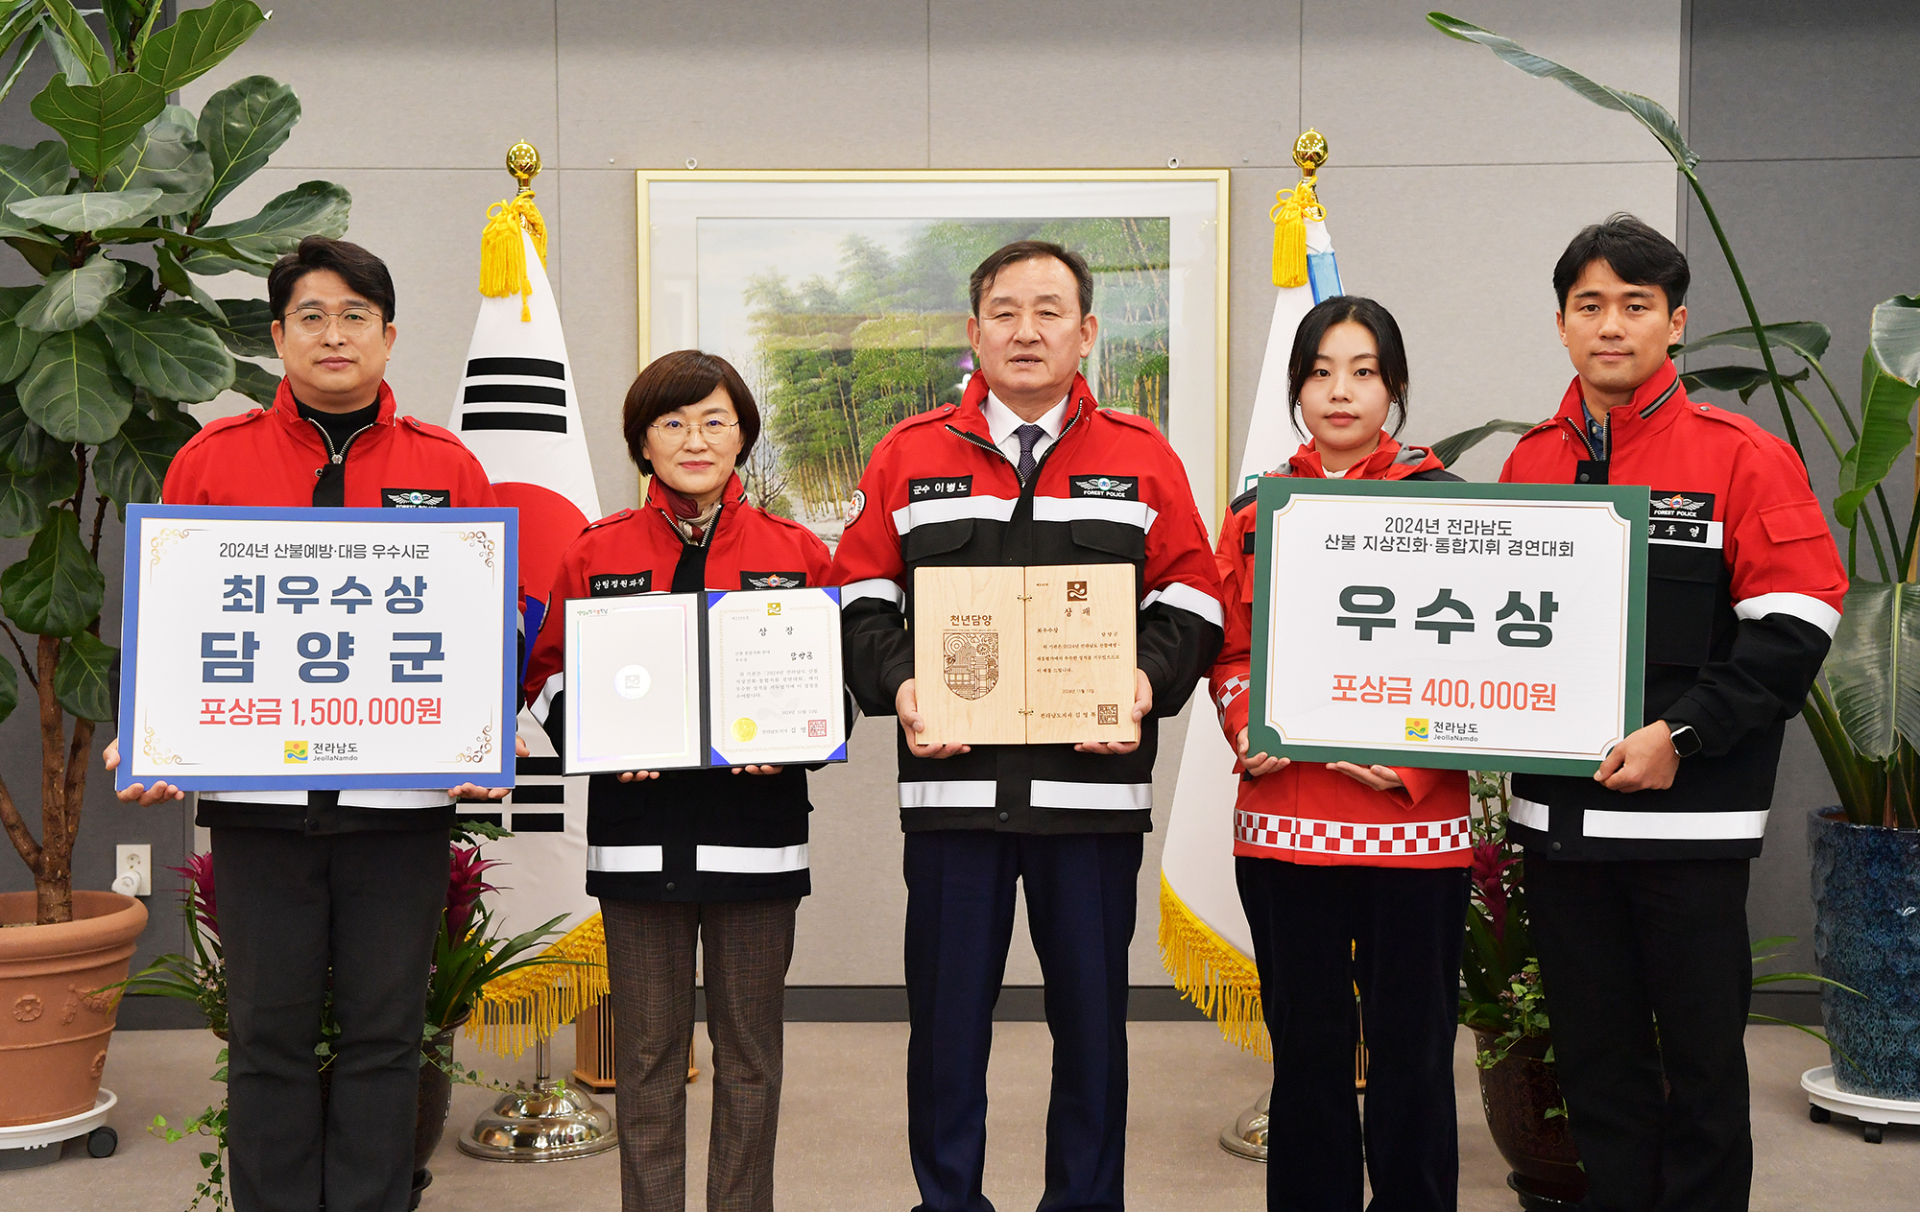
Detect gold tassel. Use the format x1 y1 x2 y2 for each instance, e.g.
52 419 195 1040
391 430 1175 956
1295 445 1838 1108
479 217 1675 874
478 191 549 322
1157 874 1270 1058
464 910 610 1057
1269 177 1321 291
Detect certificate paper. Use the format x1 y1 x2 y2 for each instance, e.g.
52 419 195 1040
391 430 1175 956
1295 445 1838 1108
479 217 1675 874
564 594 703 773
706 587 849 766
560 588 846 774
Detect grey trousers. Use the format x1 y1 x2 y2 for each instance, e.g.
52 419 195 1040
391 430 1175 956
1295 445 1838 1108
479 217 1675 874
601 897 799 1212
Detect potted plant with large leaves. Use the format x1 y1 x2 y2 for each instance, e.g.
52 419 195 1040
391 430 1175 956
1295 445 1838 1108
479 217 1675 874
0 0 348 1130
1429 8 1920 1117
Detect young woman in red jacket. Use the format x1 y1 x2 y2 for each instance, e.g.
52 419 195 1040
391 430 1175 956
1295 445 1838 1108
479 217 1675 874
523 351 830 1212
1210 297 1472 1212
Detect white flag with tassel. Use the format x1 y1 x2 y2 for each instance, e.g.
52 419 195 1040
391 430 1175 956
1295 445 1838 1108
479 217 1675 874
1157 133 1343 1055
448 146 608 1054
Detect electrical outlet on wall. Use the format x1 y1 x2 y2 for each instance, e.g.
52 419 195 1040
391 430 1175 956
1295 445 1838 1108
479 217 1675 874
115 844 151 897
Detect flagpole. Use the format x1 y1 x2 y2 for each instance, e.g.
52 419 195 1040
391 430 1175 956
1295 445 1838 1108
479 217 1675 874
451 142 617 1164
1210 131 1369 1166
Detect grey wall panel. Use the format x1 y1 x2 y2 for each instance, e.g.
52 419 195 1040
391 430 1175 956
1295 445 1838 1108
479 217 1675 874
548 167 644 512
557 0 932 170
177 0 561 171
1317 161 1678 483
1688 0 1920 162
928 0 1301 170
1682 0 1920 976
1305 0 1681 167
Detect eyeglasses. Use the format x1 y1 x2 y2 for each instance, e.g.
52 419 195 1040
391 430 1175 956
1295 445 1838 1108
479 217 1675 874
284 307 384 338
649 417 739 441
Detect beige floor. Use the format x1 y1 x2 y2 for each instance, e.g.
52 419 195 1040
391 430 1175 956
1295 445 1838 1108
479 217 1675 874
4 1023 1911 1210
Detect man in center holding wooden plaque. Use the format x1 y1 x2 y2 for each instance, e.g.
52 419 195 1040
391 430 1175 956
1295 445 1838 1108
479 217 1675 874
831 241 1224 1212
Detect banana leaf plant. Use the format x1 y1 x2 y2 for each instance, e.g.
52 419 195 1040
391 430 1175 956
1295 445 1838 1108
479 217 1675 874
1430 13 1920 830
0 0 352 925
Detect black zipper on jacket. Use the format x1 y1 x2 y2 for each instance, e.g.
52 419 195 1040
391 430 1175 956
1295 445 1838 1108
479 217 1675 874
296 413 376 824
308 418 377 507
943 400 1085 543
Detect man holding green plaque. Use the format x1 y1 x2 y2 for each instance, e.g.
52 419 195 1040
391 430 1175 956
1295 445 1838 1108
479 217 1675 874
1499 215 1847 1212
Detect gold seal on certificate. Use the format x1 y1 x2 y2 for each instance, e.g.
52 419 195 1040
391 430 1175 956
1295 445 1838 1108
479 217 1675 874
562 587 848 774
912 564 1137 747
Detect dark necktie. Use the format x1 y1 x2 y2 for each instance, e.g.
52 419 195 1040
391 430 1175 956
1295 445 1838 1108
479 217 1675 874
1015 423 1046 484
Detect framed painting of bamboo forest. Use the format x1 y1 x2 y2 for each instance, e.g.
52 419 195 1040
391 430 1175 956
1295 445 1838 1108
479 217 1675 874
637 170 1229 544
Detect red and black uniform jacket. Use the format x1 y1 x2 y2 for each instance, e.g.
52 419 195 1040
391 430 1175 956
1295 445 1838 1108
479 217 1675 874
523 474 832 902
1212 436 1472 868
828 372 1225 835
1499 361 1847 860
161 378 498 832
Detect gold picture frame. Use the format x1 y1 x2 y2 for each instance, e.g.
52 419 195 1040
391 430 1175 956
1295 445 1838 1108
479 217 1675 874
636 168 1231 524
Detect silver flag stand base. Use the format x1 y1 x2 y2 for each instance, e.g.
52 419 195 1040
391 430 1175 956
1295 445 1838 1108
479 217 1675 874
1219 1089 1269 1162
457 1036 619 1162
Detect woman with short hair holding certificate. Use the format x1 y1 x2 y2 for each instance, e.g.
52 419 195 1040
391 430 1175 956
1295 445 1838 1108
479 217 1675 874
522 350 829 1212
1208 297 1473 1212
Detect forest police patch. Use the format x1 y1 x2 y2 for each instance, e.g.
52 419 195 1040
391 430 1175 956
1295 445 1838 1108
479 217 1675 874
847 488 866 523
742 571 807 589
1651 491 1714 521
909 476 972 500
589 571 651 596
382 487 449 508
1070 474 1138 501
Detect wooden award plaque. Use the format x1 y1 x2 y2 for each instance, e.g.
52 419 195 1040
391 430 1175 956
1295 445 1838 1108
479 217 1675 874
912 563 1139 746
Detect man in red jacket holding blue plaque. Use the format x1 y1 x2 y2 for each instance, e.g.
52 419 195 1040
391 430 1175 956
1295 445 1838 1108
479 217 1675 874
1500 215 1846 1212
110 237 512 1212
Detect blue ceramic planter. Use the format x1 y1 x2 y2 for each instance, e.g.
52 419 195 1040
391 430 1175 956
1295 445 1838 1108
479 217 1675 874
1808 809 1920 1100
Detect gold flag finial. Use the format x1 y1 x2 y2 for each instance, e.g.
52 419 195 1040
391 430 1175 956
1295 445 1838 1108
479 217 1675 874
1272 130 1329 288
482 143 549 318
1293 129 1329 179
506 141 542 195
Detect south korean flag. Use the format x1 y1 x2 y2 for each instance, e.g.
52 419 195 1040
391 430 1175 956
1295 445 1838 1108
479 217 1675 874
448 196 603 970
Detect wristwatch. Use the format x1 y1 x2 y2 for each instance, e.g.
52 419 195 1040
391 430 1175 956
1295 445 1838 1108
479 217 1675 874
1664 721 1702 758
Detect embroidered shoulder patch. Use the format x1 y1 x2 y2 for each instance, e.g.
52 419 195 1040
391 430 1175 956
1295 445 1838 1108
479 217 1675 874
742 571 807 589
1070 474 1139 501
382 487 449 508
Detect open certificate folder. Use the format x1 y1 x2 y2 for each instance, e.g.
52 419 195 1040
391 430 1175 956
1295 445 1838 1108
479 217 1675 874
561 587 848 774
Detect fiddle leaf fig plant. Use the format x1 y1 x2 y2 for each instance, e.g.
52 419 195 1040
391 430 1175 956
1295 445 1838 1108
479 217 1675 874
0 0 351 925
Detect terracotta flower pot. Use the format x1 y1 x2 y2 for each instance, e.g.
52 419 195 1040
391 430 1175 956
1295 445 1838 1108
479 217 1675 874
0 890 149 1127
1471 1028 1588 1204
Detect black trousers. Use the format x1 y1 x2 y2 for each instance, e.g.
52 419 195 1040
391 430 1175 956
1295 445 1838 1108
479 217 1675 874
1236 858 1470 1212
903 830 1142 1212
1526 857 1754 1212
212 825 450 1212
